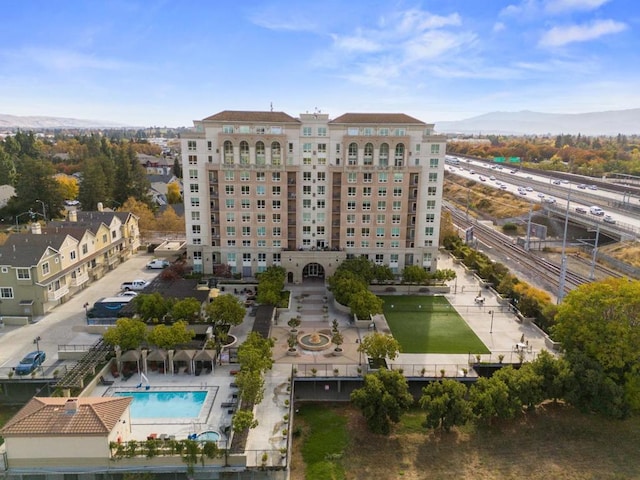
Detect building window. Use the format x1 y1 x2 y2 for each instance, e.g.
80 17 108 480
347 214 355 224
348 187 356 197
227 226 236 236
225 199 234 208
393 187 402 197
426 213 435 223
187 140 197 151
17 268 30 280
392 214 401 224
303 127 312 136
317 199 325 209
426 200 436 210
363 187 371 196
225 185 235 195
361 240 369 248
375 254 384 264
241 199 250 209
361 227 370 237
257 226 266 236
303 199 312 208
347 201 356 210
242 227 251 236
376 201 384 211
227 240 236 247
430 144 440 154
190 184 199 193
188 155 197 165
192 225 201 234
348 127 359 135
225 170 235 181
376 227 384 237
241 185 250 195
428 187 437 196
192 211 201 221
346 227 355 237
347 172 357 183
430 158 439 168
272 172 281 182
376 214 385 224
363 173 372 183
272 200 281 209
303 172 312 181
82 244 88 254
391 227 400 237
226 213 235 222
273 227 281 236
257 200 266 209
42 262 50 275
317 171 325 182
272 186 281 195
362 214 370 224
272 213 281 223
257 214 266 223
346 240 354 248
392 201 402 211
256 171 265 181
425 227 434 236
376 241 385 248
240 170 250 181
189 169 198 179
242 214 251 223
429 173 438 182
0 287 14 299
223 125 233 134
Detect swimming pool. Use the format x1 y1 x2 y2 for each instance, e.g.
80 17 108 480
114 390 207 419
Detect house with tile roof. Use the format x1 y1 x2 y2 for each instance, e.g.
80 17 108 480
0 396 133 469
0 209 140 318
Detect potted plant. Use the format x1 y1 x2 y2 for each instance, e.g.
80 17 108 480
333 368 339 376
280 447 288 458
420 367 426 377
52 369 60 379
7 370 14 379
283 414 289 423
440 369 446 378
261 452 268 469
331 330 344 355
288 317 301 332
357 366 362 375
286 334 298 356
282 429 288 437
498 354 505 364
284 399 290 407
331 319 339 333
310 368 317 377
461 367 468 377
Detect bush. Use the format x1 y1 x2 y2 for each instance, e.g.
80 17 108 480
502 222 518 233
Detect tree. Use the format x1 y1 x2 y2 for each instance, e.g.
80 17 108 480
349 290 384 319
235 368 265 405
172 157 182 178
402 265 429 284
10 156 65 220
420 379 473 432
103 318 147 351
121 197 156 231
469 375 519 424
156 206 185 232
169 298 201 323
350 368 414 435
147 320 195 350
204 294 246 336
335 255 375 284
237 332 274 373
56 175 79 201
327 270 367 306
372 264 395 282
133 293 172 322
232 409 258 432
257 266 286 306
166 182 182 204
0 146 16 186
358 332 401 367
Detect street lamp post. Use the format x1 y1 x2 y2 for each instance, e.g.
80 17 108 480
33 336 41 352
488 310 494 334
35 200 47 222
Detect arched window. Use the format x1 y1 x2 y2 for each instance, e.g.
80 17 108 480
239 141 249 165
223 141 234 164
271 142 281 166
379 143 389 166
364 143 373 165
394 143 405 167
255 141 265 165
348 142 358 165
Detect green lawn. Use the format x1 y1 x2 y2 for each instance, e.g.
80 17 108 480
379 295 489 354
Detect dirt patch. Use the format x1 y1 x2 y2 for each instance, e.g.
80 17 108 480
599 241 640 268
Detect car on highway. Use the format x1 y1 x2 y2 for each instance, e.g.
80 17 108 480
561 180 570 184
479 176 486 181
537 193 545 199
510 169 517 174
525 186 533 192
500 184 508 190
552 180 561 185
588 185 598 191
577 184 587 189
146 259 169 269
489 176 496 181
15 350 46 375
575 206 588 214
603 215 616 224
518 190 527 196
543 197 556 204
590 206 605 216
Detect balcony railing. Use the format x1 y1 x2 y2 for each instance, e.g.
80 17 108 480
48 284 70 301
70 271 90 287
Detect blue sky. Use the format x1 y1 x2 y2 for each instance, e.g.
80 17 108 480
0 0 637 127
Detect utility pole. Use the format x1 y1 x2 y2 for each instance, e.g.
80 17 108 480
525 202 533 252
589 224 601 280
557 189 571 304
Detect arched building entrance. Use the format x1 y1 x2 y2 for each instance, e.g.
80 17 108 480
302 263 325 282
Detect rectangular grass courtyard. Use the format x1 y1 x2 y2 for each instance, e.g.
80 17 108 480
379 295 490 354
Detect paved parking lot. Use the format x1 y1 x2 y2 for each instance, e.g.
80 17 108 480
0 253 160 373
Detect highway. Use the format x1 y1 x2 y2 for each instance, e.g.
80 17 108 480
445 155 640 238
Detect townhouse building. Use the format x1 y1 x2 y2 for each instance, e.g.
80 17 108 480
0 209 140 319
181 110 446 283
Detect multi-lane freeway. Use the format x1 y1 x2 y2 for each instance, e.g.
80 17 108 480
445 155 640 239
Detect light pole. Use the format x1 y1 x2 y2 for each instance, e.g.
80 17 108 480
557 188 571 304
33 336 41 352
35 200 47 222
15 210 36 231
488 310 494 334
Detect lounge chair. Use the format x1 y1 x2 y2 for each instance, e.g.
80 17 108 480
99 375 114 386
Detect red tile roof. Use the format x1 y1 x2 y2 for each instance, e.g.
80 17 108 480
0 397 132 437
330 113 426 125
203 110 301 123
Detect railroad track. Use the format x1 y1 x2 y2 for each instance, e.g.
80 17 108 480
446 206 593 295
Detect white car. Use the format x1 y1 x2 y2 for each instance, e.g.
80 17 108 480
118 291 138 297
526 187 533 192
603 215 616 224
120 280 150 291
146 259 170 269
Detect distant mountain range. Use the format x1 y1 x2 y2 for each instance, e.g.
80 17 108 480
435 108 640 136
0 114 127 129
3 109 640 136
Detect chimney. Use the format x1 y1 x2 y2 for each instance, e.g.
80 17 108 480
97 202 104 212
69 210 78 222
30 223 42 234
64 398 79 415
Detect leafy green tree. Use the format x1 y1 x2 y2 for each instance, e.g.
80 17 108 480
166 182 182 204
402 265 429 284
103 318 147 351
204 294 245 336
431 268 457 283
349 290 384 319
235 368 265 405
147 320 195 350
327 270 367 306
133 293 172 322
420 379 473 432
350 368 414 435
492 365 544 412
257 265 286 306
0 146 16 186
79 157 111 210
10 156 65 220
335 255 375 284
170 298 201 323
237 332 274 373
172 157 182 178
469 375 519 424
358 332 401 367
232 409 258 432
372 264 395 282
529 350 569 402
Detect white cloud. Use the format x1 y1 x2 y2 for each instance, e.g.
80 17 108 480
493 22 506 32
539 19 627 47
403 31 476 63
9 47 130 71
393 8 461 33
331 31 381 53
544 0 611 14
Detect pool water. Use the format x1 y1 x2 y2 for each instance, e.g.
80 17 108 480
114 390 207 419
197 431 220 442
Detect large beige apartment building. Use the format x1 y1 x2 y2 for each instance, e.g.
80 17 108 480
181 110 446 283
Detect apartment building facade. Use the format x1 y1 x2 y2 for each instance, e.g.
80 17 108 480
181 110 446 283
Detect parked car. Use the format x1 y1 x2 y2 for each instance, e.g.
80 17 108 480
118 291 138 297
603 215 616 224
575 207 588 214
15 351 46 375
120 279 150 291
146 259 169 269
